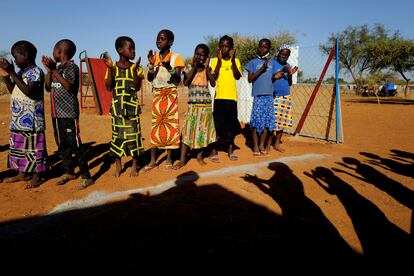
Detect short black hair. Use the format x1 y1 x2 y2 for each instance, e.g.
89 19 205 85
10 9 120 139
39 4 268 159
195 43 210 56
11 40 37 61
159 29 174 42
115 36 135 54
219 35 234 49
259 38 271 48
56 39 77 59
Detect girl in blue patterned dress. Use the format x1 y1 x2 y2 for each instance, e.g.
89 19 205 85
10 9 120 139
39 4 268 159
246 39 281 156
0 41 48 188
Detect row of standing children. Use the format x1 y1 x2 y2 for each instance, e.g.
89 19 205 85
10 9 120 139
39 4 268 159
0 30 297 187
102 31 246 176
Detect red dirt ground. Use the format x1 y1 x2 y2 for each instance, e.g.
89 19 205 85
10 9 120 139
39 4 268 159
0 93 413 271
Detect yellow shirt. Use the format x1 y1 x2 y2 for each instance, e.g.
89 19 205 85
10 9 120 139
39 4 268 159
210 57 242 101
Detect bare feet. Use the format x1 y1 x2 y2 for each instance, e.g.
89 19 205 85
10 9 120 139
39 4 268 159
56 173 76 185
197 158 207 166
274 145 286 152
25 174 44 189
129 168 138 177
142 162 157 172
4 173 30 183
173 161 186 170
112 161 122 177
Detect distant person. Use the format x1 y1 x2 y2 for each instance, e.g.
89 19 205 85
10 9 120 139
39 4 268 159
173 44 216 170
0 40 48 188
103 36 145 177
145 29 185 171
42 39 93 189
246 38 280 157
209 35 242 162
272 44 298 152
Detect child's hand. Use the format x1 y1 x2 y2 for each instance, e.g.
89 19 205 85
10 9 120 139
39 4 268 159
217 49 222 61
135 56 141 68
161 61 172 71
231 48 237 63
41 56 56 72
260 59 269 71
101 53 113 68
147 50 156 65
273 71 285 80
0 58 14 73
205 55 210 68
289 66 298 75
192 55 198 67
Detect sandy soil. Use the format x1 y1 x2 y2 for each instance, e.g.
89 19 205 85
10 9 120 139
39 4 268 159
0 92 413 271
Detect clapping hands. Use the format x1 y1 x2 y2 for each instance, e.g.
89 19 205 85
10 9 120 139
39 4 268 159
41 56 56 72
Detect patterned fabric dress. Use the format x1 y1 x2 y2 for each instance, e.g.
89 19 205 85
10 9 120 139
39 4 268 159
181 68 216 149
9 66 48 173
150 51 184 149
273 96 293 131
106 63 144 157
250 95 276 134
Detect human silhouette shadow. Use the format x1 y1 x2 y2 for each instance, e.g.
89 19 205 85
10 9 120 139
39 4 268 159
360 151 414 179
242 162 358 261
390 149 414 161
306 167 413 263
335 157 414 209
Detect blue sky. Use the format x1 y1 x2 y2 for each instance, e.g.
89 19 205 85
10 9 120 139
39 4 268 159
2 0 413 72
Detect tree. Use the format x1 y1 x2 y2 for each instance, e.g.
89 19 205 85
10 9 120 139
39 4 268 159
320 24 400 94
205 32 296 68
368 38 414 96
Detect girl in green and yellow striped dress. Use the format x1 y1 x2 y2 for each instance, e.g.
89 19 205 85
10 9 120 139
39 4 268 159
173 44 216 169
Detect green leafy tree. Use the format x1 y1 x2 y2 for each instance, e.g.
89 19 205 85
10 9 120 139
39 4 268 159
205 32 296 68
320 24 400 94
368 38 414 96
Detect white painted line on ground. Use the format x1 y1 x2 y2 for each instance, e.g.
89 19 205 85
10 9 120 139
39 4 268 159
49 153 331 214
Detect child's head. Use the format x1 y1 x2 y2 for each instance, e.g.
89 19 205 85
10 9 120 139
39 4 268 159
194 44 209 66
115 36 136 60
277 44 291 65
53 39 77 62
156 29 174 51
218 35 234 58
11 40 37 70
258 38 271 58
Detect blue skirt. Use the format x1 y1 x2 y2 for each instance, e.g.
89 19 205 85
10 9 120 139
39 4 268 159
250 95 276 134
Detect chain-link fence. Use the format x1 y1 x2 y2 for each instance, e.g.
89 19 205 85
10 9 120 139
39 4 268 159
236 45 340 142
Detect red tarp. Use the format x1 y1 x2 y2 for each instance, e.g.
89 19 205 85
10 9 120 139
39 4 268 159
87 58 112 115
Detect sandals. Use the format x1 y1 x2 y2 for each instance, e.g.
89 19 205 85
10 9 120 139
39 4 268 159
228 153 238 161
142 164 157 172
77 178 94 190
209 155 220 163
56 174 76 185
260 150 270 157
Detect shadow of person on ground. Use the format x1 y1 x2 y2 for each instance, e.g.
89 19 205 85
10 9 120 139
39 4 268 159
306 166 413 263
242 162 358 261
360 151 414 179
